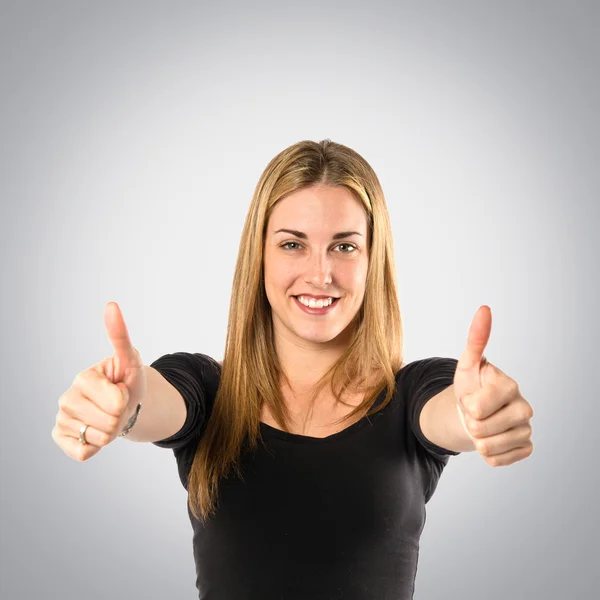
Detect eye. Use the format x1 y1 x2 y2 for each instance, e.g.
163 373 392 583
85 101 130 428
281 241 302 251
335 243 357 253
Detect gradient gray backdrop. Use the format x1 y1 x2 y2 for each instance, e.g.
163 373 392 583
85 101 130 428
1 1 598 599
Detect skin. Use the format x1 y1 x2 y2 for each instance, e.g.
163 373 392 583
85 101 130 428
263 184 369 396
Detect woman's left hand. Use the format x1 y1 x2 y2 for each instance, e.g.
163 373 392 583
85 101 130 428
453 306 535 467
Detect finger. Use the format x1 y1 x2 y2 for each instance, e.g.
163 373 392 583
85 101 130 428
55 411 113 447
58 391 122 437
456 306 492 392
463 395 529 437
477 423 532 456
480 441 534 467
71 370 127 417
104 302 141 367
457 305 492 370
52 428 104 461
460 382 512 421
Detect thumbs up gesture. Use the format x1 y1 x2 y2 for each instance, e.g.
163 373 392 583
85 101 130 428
453 306 535 467
52 302 147 461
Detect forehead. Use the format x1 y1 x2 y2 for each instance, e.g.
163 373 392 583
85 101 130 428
268 186 367 232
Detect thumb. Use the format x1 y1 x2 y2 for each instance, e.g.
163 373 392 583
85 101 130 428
104 302 142 381
457 305 492 374
454 305 492 407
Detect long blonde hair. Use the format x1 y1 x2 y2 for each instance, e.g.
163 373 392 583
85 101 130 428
188 139 404 523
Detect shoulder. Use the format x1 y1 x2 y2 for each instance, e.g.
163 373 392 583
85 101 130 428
150 350 221 368
396 356 458 381
150 351 222 384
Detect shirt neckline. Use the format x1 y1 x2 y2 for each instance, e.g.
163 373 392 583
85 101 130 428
259 416 372 443
258 386 391 444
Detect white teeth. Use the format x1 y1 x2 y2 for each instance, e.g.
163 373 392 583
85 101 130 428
297 296 334 308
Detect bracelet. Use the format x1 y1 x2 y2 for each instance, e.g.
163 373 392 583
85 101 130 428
118 402 142 437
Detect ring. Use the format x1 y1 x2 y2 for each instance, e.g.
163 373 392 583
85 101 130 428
79 424 89 445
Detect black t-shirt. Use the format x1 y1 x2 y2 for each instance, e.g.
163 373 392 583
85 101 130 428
150 352 460 600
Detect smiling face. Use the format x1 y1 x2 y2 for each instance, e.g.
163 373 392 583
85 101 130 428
263 185 369 348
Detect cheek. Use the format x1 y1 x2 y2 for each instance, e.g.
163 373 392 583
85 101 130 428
341 259 368 290
264 253 295 292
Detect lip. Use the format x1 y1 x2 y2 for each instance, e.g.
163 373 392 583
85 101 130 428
292 295 340 315
293 294 339 299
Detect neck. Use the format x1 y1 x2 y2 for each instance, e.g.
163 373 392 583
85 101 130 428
274 327 355 395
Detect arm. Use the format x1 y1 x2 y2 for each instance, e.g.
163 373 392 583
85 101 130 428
120 366 187 443
419 384 477 453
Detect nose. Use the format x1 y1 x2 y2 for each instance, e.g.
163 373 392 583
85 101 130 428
304 251 332 288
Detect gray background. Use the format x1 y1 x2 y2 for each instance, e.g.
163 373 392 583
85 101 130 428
1 1 598 598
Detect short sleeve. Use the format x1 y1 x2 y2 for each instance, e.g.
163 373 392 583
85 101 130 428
400 357 461 460
149 352 221 451
398 356 460 503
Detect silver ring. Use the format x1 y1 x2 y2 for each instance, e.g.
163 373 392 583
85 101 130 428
79 424 89 445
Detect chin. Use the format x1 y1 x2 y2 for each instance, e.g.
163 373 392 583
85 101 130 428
298 332 336 344
293 324 348 345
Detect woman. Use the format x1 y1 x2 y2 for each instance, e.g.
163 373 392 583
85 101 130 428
55 138 465 599
149 139 462 599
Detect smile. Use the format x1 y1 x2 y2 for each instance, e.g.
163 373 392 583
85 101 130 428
292 296 340 315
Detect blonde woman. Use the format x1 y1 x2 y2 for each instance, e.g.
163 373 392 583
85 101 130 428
54 139 534 599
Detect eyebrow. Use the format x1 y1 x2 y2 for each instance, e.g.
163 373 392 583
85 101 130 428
273 228 363 240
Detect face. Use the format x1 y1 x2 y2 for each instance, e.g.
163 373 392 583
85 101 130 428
263 185 369 348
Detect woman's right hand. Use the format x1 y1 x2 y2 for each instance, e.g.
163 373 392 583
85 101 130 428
52 302 148 461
